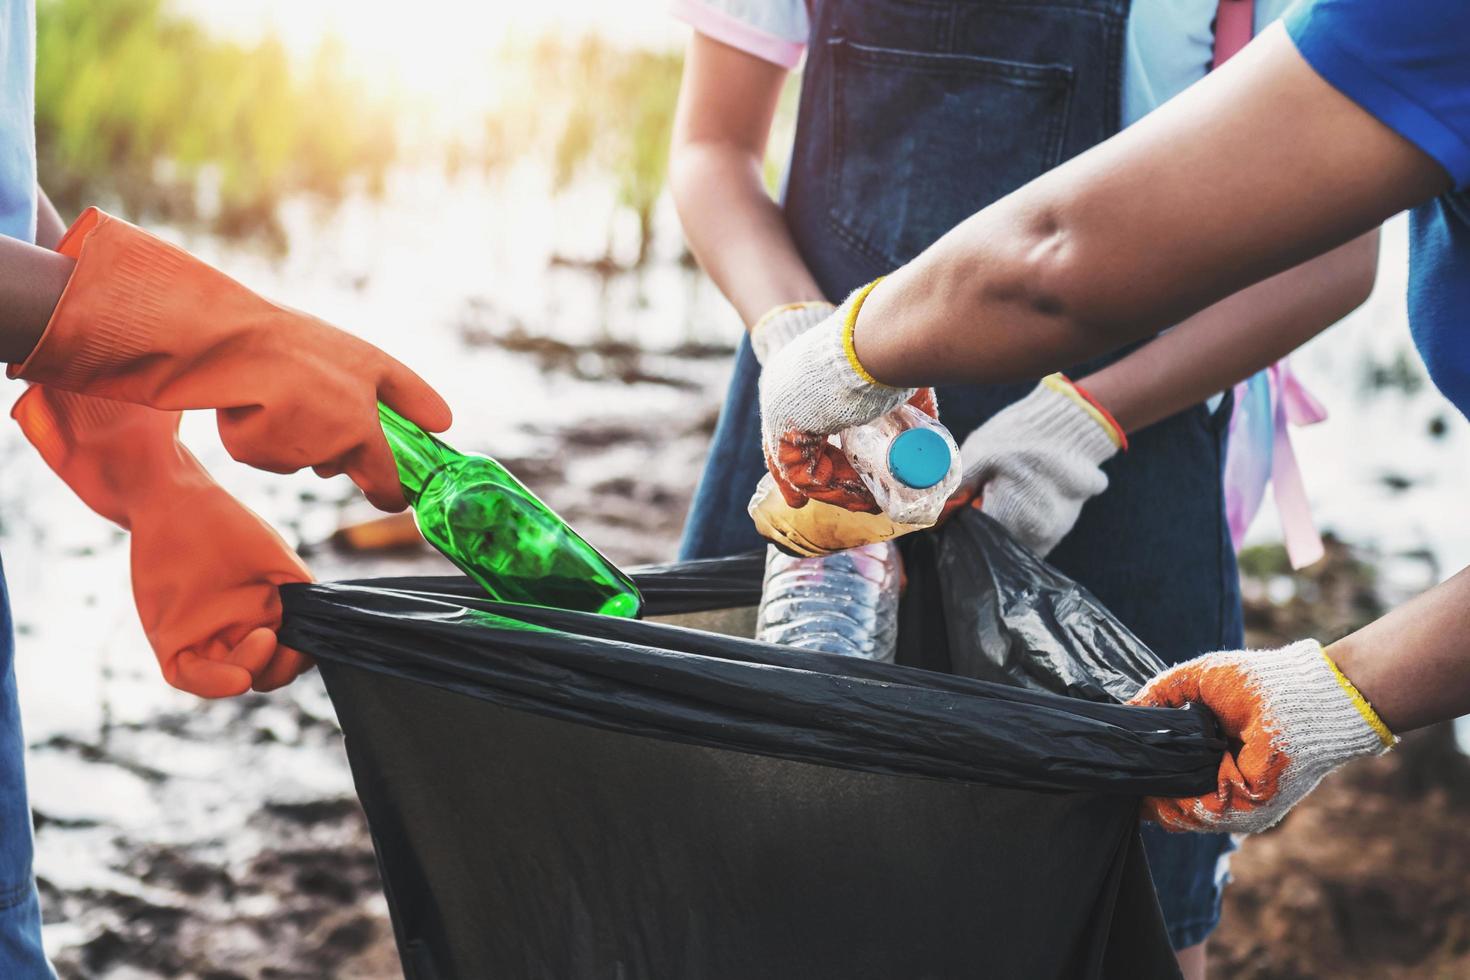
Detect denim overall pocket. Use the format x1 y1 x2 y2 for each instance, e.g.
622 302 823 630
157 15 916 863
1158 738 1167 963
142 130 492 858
825 37 1073 270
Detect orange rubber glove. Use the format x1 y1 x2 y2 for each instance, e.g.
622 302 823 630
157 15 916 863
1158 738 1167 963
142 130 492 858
768 388 940 513
8 208 451 512
1130 640 1396 834
13 386 312 698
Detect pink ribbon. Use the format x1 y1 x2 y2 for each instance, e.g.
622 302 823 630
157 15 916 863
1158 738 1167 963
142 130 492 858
1224 359 1326 569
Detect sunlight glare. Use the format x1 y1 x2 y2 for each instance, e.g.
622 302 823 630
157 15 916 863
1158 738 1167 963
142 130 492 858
173 0 683 136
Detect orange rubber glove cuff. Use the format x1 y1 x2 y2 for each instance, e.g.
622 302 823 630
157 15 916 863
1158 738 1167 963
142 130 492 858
14 387 312 698
9 207 451 512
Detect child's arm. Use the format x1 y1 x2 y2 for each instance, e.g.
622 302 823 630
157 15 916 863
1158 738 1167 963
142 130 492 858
669 33 824 326
1081 230 1378 433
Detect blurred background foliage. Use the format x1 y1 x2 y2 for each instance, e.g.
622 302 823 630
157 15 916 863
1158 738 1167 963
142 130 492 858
35 0 397 250
33 0 689 259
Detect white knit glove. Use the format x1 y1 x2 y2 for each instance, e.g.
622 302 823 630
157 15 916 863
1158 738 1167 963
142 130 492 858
758 279 915 452
1131 640 1397 835
959 374 1124 557
750 301 835 365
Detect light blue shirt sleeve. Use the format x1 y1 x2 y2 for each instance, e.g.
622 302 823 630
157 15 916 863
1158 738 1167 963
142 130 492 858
1123 0 1295 127
0 0 37 244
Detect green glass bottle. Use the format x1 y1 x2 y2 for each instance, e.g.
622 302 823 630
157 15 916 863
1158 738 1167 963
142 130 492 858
378 404 642 618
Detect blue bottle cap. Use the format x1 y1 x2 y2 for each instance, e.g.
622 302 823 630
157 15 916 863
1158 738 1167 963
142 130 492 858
887 428 951 489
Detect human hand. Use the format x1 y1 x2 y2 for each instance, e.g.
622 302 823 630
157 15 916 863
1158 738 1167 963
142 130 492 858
1130 640 1395 834
14 386 312 697
958 374 1124 556
759 282 929 510
8 208 451 512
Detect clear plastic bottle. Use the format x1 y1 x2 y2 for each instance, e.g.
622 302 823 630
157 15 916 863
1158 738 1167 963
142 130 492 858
747 403 961 557
755 542 901 663
837 403 962 526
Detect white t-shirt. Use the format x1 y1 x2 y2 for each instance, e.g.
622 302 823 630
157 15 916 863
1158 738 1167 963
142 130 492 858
672 0 1293 125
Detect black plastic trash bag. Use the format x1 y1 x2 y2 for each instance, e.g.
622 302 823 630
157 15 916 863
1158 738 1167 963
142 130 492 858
894 509 1170 703
280 510 1222 979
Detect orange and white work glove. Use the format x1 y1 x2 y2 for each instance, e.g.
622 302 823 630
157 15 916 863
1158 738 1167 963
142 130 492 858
958 374 1126 557
14 386 313 698
7 208 451 512
757 280 932 512
1131 640 1396 834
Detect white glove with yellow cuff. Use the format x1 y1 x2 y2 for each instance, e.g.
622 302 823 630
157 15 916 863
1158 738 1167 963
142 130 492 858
758 280 915 438
757 281 919 507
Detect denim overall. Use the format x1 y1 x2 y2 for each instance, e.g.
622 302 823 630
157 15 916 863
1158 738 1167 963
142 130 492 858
679 0 1243 949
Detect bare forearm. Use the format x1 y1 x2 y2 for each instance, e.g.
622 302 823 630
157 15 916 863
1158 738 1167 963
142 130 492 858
671 143 824 324
1082 231 1379 432
671 34 824 327
1327 567 1470 734
0 234 73 362
852 25 1447 387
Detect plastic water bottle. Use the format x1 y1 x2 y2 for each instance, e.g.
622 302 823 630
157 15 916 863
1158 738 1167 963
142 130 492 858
747 403 961 557
837 403 961 526
755 542 901 663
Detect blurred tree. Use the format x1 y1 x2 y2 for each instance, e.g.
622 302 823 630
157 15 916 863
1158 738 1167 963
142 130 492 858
34 0 396 249
516 37 681 267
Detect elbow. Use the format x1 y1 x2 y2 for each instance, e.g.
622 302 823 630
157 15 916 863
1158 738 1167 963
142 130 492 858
666 139 741 224
1012 204 1075 322
979 200 1139 354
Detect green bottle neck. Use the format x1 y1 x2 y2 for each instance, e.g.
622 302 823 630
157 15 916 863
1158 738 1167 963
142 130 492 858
378 403 458 502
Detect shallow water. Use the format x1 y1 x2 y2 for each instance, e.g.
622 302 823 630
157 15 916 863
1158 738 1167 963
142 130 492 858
1 169 1464 973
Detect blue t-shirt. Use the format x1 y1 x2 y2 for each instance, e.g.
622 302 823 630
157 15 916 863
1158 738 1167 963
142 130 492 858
0 0 36 244
1286 0 1470 417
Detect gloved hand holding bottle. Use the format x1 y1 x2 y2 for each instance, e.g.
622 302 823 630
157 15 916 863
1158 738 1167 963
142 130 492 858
759 281 937 511
749 293 959 555
1130 640 1396 834
957 374 1127 556
14 386 312 698
755 298 884 512
747 301 903 663
5 208 451 512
